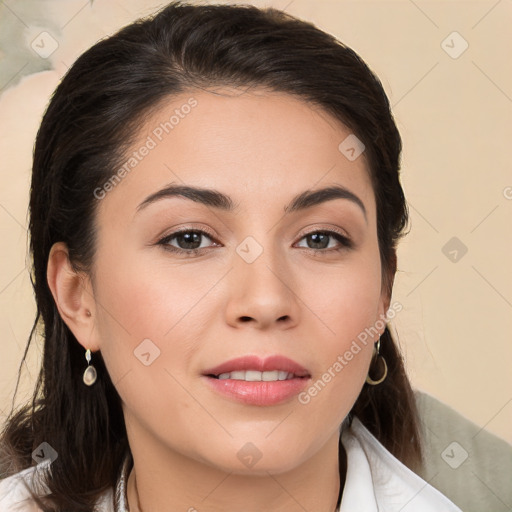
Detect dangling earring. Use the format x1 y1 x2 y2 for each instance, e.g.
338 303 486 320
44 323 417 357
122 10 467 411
365 338 388 385
83 349 97 386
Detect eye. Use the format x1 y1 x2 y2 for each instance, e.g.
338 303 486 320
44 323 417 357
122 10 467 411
156 228 352 257
158 229 219 255
295 230 352 252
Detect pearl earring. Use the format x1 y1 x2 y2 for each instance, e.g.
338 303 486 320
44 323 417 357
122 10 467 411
83 349 97 386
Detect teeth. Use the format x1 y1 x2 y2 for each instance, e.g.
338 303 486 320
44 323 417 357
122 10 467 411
262 370 279 381
215 370 296 381
245 370 262 381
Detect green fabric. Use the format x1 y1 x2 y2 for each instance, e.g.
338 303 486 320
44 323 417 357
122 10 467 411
415 391 512 512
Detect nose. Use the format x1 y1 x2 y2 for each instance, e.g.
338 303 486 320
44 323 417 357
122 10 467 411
224 243 301 331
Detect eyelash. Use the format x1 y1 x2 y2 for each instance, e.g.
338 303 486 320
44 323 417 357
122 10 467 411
157 228 353 257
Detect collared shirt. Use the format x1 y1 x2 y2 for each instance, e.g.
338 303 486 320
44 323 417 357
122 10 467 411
0 417 462 511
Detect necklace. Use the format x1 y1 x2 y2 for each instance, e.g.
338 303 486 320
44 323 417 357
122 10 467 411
135 473 145 512
127 463 342 512
127 468 144 512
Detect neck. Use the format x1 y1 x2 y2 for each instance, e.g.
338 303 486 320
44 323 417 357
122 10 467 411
125 419 343 512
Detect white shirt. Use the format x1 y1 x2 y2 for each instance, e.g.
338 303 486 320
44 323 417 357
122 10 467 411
340 417 462 511
0 417 462 511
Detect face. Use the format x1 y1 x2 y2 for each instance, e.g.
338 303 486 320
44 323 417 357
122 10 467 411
86 88 388 475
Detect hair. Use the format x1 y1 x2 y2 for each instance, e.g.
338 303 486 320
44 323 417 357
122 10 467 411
0 2 422 510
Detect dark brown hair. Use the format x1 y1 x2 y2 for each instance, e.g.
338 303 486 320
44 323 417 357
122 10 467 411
0 2 421 510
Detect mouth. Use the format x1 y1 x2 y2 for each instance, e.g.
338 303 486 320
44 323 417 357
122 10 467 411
202 355 311 406
210 370 306 382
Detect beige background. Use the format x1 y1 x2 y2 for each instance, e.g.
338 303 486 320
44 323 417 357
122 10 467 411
0 0 511 445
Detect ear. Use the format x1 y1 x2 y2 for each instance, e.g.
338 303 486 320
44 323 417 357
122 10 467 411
377 253 397 335
46 242 101 352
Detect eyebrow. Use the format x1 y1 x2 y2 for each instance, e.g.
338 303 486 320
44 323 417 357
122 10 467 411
136 183 367 221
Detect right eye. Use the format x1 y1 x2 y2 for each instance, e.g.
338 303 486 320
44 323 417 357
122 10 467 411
157 229 220 256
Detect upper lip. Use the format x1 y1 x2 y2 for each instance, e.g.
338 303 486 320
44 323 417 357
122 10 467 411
203 355 310 378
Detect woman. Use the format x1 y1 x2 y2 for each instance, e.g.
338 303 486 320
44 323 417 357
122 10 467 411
0 2 462 511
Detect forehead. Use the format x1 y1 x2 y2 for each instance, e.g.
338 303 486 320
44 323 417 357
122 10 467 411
97 88 375 221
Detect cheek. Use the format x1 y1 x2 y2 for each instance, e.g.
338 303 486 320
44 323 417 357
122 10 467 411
90 251 215 438
294 252 382 411
89 247 208 383
96 255 189 330
295 278 378 438
301 252 383 342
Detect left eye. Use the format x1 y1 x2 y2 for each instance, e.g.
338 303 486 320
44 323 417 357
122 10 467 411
296 231 350 250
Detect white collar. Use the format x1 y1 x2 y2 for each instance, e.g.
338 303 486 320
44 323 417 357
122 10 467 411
0 417 461 512
339 417 462 511
108 417 461 512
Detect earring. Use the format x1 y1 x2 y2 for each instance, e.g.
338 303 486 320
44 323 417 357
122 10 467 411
365 338 388 386
83 349 97 386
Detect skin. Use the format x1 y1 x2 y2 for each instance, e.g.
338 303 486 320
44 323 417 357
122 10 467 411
47 88 389 512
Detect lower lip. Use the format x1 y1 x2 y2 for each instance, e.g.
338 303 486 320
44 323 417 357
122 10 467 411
204 376 310 406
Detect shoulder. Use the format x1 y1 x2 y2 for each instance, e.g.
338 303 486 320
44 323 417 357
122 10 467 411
340 416 463 512
0 463 46 512
415 390 512 511
0 464 113 512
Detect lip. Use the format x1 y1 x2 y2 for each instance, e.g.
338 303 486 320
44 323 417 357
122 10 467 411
203 355 311 406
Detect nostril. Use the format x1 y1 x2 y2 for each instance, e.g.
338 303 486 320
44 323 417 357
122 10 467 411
237 315 290 323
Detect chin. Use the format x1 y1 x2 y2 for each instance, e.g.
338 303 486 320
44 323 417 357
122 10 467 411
197 441 312 476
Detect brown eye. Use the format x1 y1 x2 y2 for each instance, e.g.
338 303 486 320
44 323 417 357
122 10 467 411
172 231 206 250
158 229 218 254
